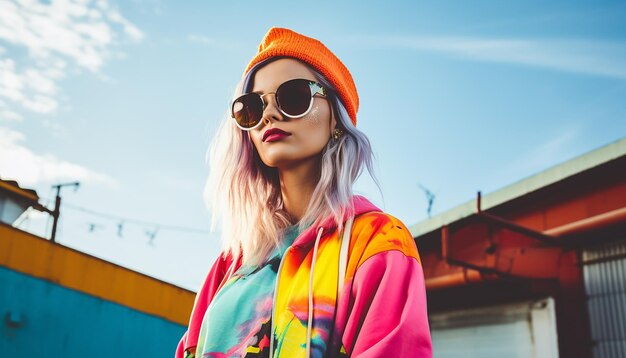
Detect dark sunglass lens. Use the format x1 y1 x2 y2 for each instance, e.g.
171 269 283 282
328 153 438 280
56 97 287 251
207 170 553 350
233 94 263 128
277 80 311 116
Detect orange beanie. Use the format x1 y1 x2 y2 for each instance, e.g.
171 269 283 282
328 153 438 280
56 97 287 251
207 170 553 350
245 27 359 126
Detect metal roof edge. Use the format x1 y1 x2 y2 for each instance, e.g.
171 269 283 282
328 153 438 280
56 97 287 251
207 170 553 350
0 221 195 294
0 178 39 203
409 137 626 238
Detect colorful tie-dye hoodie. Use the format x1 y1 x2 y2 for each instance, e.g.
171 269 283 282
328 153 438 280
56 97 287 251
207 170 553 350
176 196 432 357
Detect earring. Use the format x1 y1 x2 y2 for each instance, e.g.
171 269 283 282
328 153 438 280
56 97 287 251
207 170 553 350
332 128 344 140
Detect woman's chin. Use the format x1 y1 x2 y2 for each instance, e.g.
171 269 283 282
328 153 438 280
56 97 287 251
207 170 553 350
261 154 322 171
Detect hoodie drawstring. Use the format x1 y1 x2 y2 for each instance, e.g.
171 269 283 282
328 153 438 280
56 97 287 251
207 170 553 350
268 227 324 358
305 227 324 358
270 218 355 358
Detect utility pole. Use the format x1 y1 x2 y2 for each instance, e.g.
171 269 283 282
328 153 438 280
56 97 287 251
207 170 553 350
49 182 80 242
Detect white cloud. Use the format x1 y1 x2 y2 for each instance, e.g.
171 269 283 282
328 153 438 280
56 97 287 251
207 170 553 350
0 0 143 117
361 35 626 79
0 126 118 188
22 94 58 113
0 59 59 114
0 100 22 121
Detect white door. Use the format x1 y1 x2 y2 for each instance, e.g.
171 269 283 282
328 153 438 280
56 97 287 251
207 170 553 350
430 297 559 358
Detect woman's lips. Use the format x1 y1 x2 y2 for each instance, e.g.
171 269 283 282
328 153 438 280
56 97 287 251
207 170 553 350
263 128 291 142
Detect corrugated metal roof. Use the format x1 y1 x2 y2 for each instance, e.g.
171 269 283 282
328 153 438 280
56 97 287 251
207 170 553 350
409 136 626 238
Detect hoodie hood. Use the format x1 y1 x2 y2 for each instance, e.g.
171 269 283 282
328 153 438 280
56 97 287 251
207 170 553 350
291 195 380 249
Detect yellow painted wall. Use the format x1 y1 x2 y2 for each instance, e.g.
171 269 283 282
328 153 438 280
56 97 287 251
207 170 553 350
0 223 195 326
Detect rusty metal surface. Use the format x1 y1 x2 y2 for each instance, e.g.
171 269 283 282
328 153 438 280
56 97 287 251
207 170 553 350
442 213 562 280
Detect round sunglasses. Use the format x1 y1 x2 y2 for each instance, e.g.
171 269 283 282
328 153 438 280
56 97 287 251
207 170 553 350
231 78 327 131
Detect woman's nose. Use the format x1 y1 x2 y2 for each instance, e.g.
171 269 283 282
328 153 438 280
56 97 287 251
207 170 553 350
260 93 284 125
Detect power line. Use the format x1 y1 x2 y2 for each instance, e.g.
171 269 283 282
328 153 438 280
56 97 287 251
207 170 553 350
58 202 211 235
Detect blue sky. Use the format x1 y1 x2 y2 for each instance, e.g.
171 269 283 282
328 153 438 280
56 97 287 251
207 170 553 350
1 0 625 290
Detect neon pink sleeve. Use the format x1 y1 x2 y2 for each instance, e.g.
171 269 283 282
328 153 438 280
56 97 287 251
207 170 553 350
343 250 433 357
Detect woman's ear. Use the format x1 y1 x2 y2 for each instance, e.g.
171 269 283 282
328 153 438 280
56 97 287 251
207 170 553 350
328 99 337 133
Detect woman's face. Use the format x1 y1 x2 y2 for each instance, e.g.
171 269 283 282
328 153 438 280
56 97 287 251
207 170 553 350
248 58 335 170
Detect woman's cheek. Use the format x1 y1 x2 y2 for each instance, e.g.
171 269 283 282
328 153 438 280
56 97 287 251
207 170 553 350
302 104 332 141
305 106 322 126
250 132 263 152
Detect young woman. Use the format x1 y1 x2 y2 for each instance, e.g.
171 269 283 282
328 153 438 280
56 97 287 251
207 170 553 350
176 27 432 358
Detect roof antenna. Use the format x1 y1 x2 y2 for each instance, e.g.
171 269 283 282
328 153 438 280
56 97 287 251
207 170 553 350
418 183 436 218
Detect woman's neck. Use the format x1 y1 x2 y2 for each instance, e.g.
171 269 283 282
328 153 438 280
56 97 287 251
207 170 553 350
278 158 321 222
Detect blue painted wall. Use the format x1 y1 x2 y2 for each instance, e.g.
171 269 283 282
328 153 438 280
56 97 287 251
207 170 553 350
0 266 186 357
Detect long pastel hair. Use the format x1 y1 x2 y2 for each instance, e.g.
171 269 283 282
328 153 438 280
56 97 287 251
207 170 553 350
205 58 377 266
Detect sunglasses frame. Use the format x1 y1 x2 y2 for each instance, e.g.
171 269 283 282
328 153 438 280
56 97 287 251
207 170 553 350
231 78 327 131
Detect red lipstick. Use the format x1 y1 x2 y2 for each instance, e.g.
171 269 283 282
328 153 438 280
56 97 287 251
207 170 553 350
263 128 291 142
